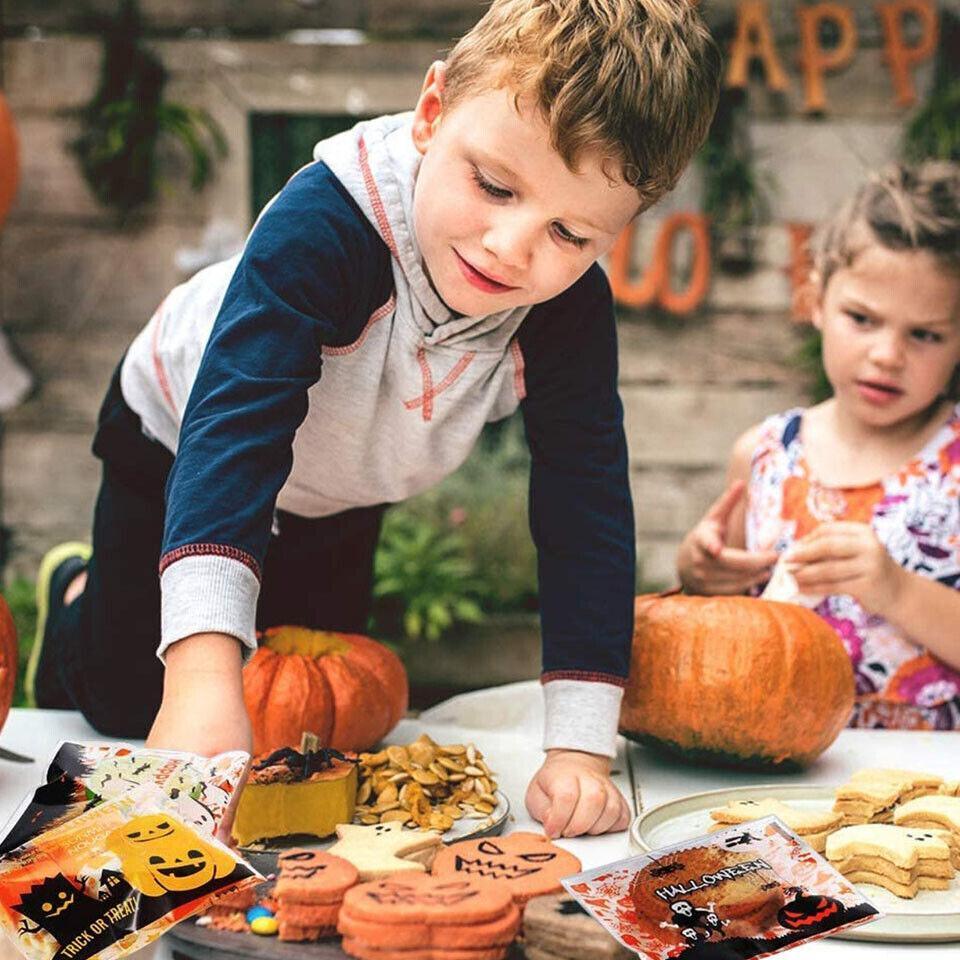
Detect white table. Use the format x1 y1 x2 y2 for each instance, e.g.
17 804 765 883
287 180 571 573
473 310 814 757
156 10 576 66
0 685 957 960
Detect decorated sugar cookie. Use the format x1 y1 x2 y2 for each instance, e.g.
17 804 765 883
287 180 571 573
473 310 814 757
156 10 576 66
431 832 582 905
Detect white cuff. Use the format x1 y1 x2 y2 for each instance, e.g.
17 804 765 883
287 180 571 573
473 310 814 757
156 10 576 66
158 554 260 664
542 679 624 758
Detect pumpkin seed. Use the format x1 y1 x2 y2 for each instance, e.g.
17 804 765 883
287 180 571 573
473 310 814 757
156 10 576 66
377 783 399 805
360 814 380 825
386 745 409 766
439 744 466 756
463 765 485 777
411 769 439 785
478 791 498 806
357 781 373 804
379 809 409 823
446 773 467 783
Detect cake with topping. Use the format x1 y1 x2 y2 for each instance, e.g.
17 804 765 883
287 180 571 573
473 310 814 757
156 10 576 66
231 733 359 847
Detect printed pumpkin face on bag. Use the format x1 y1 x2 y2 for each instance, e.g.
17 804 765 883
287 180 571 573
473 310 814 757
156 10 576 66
105 815 236 897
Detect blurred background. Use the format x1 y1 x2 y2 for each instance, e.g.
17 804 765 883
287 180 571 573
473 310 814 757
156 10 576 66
0 0 957 705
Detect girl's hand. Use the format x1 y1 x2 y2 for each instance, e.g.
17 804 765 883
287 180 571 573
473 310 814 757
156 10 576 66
678 481 779 594
525 749 630 838
787 522 907 617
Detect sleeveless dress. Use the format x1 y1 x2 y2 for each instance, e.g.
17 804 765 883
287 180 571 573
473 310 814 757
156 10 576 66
746 405 960 730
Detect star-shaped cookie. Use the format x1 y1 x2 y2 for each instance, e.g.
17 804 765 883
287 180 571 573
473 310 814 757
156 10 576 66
327 821 443 880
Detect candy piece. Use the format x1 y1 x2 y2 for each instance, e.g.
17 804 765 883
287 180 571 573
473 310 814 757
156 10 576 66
251 915 280 936
246 905 274 922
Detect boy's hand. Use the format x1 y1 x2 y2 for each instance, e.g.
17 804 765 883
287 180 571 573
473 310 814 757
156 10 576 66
147 631 253 757
525 749 630 838
147 632 253 846
678 481 778 595
787 521 906 617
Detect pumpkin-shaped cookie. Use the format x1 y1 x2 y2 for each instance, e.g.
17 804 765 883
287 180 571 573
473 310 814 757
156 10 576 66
341 873 514 925
431 833 581 905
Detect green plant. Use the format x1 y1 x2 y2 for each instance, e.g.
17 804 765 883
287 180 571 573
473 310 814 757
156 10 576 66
696 47 776 271
794 329 832 404
371 512 487 642
903 11 960 162
71 0 227 216
0 578 37 708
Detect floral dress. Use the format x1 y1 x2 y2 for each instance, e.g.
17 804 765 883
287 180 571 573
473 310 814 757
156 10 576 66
746 405 960 730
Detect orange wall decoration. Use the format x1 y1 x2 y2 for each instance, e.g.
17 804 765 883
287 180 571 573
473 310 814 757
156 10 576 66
609 213 712 316
797 3 859 113
875 0 939 107
726 0 790 92
723 0 939 112
0 93 19 231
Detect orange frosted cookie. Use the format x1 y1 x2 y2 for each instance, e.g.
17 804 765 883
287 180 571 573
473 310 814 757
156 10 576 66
431 834 582 905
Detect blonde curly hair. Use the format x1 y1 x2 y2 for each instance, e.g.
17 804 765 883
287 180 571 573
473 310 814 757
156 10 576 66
443 0 721 211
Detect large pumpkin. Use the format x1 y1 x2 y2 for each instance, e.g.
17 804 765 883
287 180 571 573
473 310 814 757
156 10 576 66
0 594 17 734
242 626 408 755
0 92 20 230
619 594 854 769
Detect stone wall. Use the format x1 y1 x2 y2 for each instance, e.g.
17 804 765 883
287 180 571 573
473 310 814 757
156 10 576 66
0 1 954 586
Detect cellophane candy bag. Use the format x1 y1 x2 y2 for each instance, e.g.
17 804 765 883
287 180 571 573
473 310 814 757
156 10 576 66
562 816 881 959
0 783 260 960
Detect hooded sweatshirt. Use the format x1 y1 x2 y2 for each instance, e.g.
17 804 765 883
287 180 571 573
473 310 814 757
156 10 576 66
120 114 634 756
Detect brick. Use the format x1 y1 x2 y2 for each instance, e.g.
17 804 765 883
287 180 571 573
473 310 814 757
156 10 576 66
753 120 903 223
621 382 807 469
0 222 206 330
631 466 727 538
616 309 811 388
1 429 100 578
3 39 101 114
3 328 123 431
366 0 486 38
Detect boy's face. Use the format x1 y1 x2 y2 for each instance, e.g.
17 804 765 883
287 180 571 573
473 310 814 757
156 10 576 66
411 62 639 316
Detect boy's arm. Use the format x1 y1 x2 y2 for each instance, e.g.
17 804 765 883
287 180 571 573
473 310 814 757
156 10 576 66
518 264 634 834
153 164 392 749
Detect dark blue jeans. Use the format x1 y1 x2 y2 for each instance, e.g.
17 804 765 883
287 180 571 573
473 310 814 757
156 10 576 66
53 365 385 737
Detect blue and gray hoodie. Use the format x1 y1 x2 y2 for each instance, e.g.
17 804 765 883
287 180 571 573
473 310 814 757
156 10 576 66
120 114 635 757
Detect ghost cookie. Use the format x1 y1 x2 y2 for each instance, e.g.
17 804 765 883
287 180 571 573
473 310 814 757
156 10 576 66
431 833 582 906
327 821 443 880
708 798 841 853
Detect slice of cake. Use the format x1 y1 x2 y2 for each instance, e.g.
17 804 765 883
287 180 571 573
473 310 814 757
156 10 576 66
232 734 359 847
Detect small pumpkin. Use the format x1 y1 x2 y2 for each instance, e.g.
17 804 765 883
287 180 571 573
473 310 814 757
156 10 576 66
0 93 20 230
0 594 17 735
619 593 854 770
242 627 408 755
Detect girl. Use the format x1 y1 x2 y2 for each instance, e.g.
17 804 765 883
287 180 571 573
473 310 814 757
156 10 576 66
678 161 960 730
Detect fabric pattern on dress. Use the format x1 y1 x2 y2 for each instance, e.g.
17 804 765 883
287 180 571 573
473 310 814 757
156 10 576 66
746 405 960 730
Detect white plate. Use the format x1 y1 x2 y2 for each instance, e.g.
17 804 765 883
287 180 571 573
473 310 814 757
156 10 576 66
629 783 960 943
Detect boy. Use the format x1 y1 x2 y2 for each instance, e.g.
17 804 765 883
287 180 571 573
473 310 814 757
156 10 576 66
29 0 720 838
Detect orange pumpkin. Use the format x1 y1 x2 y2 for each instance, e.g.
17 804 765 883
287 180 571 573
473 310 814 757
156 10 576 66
619 594 855 769
0 594 17 734
0 93 20 230
242 626 408 755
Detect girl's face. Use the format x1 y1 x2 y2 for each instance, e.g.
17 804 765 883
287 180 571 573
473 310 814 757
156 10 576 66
813 244 960 429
